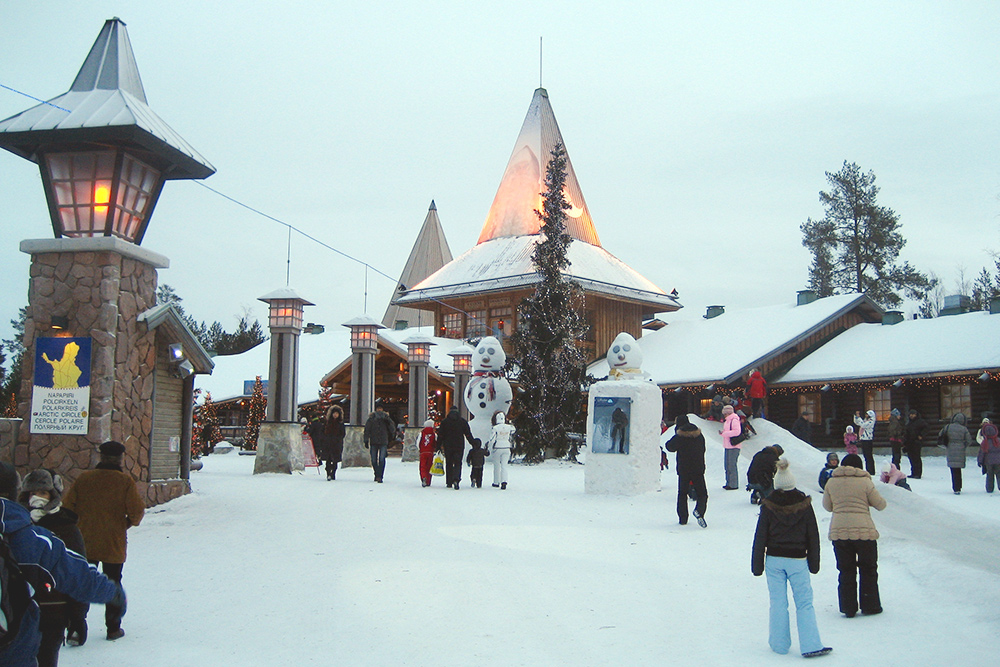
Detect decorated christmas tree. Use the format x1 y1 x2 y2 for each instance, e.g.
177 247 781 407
244 376 266 451
198 391 222 454
507 141 590 462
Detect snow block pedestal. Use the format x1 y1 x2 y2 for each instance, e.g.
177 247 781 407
585 379 660 495
253 422 305 474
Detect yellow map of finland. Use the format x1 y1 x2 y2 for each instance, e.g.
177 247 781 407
42 340 83 388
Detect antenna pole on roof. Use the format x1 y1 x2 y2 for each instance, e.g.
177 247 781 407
539 36 543 87
285 226 292 286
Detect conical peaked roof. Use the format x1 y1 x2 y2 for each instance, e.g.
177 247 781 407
382 201 454 329
477 88 600 246
0 18 214 180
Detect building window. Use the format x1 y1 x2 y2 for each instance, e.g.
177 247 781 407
798 393 821 423
865 389 892 421
441 312 462 338
940 384 972 420
394 320 408 330
466 309 488 339
490 307 512 339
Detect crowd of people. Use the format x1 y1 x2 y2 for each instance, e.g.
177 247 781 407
305 403 517 491
1 440 143 667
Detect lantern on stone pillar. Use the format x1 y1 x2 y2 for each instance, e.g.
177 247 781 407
258 288 313 423
403 333 435 426
343 315 385 424
448 343 474 420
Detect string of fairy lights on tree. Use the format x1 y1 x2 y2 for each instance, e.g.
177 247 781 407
244 376 266 451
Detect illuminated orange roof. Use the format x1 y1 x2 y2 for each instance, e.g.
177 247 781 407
477 88 600 246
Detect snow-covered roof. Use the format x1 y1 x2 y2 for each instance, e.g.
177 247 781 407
588 293 880 386
774 310 1000 384
0 18 214 180
478 88 599 246
395 235 680 311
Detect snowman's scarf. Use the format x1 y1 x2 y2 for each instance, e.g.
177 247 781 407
609 367 645 380
472 371 500 401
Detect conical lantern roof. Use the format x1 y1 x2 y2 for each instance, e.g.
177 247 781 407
0 17 214 180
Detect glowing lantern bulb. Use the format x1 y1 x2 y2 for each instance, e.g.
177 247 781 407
94 183 111 213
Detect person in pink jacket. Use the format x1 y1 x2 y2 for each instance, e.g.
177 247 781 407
719 405 743 489
878 460 911 491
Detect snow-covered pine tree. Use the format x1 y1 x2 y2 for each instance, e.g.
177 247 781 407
244 376 266 450
507 142 590 462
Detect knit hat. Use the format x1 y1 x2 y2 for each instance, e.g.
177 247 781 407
99 440 126 457
0 461 20 500
891 408 901 418
20 469 63 501
842 453 864 469
423 419 434 428
675 414 691 429
845 425 854 434
773 458 796 491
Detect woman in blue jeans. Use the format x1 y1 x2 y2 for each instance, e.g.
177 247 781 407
751 458 832 658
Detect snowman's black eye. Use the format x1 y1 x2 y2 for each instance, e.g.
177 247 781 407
623 345 631 352
612 345 620 354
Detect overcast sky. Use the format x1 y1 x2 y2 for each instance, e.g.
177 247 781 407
2 2 999 360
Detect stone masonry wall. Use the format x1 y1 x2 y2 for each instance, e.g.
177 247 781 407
16 246 180 505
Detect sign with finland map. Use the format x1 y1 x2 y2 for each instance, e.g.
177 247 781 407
30 337 92 435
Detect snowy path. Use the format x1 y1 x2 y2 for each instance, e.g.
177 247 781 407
60 420 998 666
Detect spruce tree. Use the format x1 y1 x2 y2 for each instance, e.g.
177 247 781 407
800 161 935 308
244 376 266 451
507 142 590 462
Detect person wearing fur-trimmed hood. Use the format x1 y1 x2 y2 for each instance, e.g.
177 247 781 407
17 468 89 665
751 458 831 658
664 414 708 527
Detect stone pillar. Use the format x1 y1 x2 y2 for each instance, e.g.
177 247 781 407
265 328 301 423
340 425 370 468
0 418 21 461
401 426 421 463
408 360 429 427
17 238 165 496
349 349 376 426
454 369 471 420
253 422 305 474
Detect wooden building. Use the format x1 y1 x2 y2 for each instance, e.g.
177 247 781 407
770 305 1000 448
588 292 884 423
392 88 680 362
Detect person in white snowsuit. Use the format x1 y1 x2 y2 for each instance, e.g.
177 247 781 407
488 412 515 489
853 410 877 474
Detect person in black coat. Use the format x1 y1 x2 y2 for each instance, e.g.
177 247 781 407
751 459 831 658
323 405 346 481
437 406 475 489
466 438 486 488
790 413 812 444
747 445 784 505
903 409 929 479
664 414 708 527
18 469 90 667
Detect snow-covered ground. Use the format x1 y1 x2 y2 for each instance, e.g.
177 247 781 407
61 418 998 666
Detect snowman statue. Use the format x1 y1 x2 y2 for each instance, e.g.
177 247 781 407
464 336 513 453
586 331 660 495
606 332 650 381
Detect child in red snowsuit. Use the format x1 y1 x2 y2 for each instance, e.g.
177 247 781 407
418 419 437 487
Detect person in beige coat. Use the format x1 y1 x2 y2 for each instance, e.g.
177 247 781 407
62 441 145 643
822 453 886 618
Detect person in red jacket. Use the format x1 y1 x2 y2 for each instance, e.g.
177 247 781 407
747 368 768 418
418 419 438 487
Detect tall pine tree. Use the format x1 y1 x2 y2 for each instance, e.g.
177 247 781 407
800 161 935 308
507 142 590 462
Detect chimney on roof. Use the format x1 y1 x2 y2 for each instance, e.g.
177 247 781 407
796 290 818 306
882 311 904 325
705 305 725 319
990 296 1000 315
940 294 971 317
